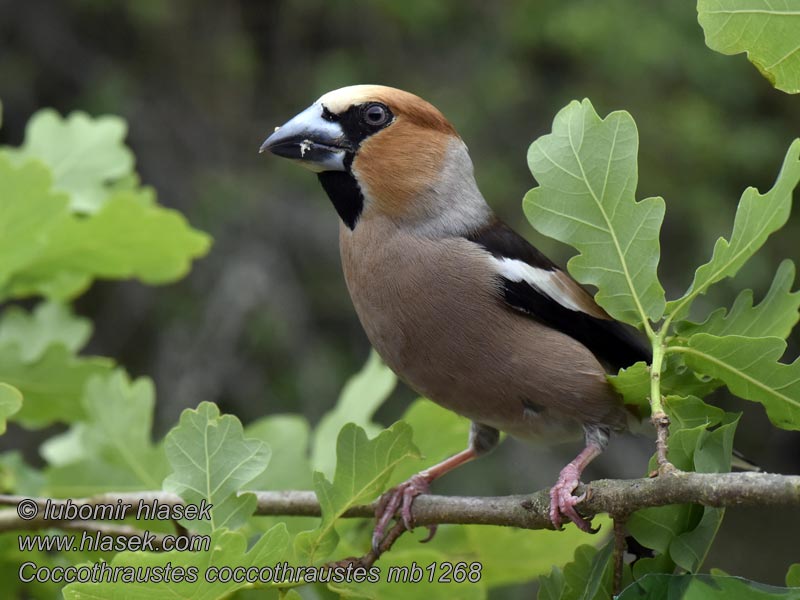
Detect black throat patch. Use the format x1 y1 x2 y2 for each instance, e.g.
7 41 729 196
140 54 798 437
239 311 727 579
315 102 395 230
317 170 364 230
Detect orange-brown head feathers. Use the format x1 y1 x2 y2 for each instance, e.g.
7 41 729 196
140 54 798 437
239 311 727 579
322 86 459 219
262 85 490 233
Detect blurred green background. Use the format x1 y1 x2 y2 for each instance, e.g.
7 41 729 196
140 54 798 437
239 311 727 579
1 0 798 589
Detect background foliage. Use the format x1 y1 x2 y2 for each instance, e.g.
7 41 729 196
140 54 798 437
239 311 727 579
0 1 799 598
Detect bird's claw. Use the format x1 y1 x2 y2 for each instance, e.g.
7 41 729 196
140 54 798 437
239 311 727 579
549 464 598 534
372 473 433 554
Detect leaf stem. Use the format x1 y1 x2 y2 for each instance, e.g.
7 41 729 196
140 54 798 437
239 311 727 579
649 328 674 471
649 335 665 417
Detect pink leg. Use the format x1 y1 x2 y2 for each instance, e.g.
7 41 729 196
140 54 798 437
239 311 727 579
372 423 499 554
372 447 478 553
549 441 603 533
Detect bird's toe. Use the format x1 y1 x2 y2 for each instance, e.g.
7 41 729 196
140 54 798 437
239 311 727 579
549 467 597 533
372 473 432 554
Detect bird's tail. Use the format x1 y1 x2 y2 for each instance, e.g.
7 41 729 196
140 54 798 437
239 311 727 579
731 448 761 472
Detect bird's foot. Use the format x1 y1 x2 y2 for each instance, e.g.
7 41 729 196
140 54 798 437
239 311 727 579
372 473 436 554
549 464 598 533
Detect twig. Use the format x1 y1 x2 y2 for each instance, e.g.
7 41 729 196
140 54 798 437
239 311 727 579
0 471 798 537
612 516 629 596
651 412 675 474
250 471 800 528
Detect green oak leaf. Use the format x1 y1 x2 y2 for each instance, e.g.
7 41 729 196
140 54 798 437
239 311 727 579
466 517 611 588
4 108 134 212
5 188 212 300
0 153 210 301
164 402 270 532
611 356 721 410
676 334 800 430
0 301 91 362
537 543 616 600
311 350 397 478
630 553 677 582
669 505 725 573
40 426 92 467
0 343 112 427
0 156 68 294
539 566 566 600
667 140 800 321
668 414 737 572
0 451 44 496
677 259 800 340
628 403 738 572
698 0 800 94
243 415 317 539
295 422 419 564
43 371 168 495
628 426 709 556
245 414 313 490
62 525 291 600
788 564 800 587
0 531 69 599
524 98 666 327
664 395 726 432
619 573 800 599
609 361 651 408
0 383 22 435
580 541 616 600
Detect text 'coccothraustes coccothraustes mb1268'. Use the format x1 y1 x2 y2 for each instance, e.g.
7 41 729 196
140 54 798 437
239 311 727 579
261 85 651 550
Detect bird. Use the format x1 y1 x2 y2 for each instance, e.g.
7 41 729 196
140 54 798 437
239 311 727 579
260 85 651 550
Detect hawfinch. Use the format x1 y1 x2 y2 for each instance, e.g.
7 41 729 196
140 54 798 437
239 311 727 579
261 85 650 547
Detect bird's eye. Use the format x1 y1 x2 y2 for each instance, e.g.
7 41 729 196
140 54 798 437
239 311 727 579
363 103 390 127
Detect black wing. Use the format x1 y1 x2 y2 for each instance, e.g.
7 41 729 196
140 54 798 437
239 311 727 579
465 218 651 371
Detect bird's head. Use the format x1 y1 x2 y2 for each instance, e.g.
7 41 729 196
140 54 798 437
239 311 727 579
261 85 485 232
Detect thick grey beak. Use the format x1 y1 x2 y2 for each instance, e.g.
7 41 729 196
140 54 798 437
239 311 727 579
260 104 348 172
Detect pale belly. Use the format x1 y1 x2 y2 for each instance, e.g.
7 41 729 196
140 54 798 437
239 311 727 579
339 224 626 440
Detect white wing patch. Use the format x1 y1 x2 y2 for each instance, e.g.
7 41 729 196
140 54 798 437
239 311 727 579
491 256 605 317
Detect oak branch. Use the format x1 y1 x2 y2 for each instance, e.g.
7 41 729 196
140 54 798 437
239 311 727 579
0 471 798 537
